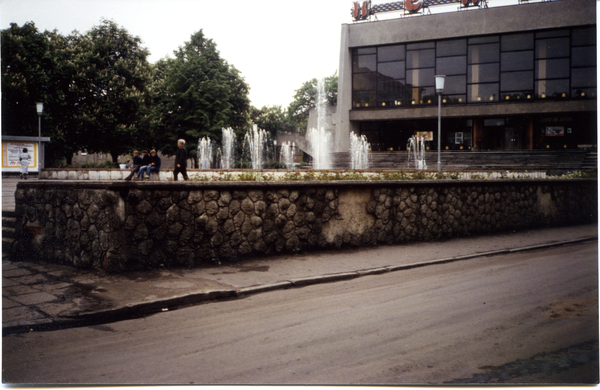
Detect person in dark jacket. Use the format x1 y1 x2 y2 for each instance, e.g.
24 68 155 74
174 139 189 181
138 149 161 180
124 150 145 181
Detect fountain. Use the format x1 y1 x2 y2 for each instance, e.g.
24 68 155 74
243 124 269 170
407 135 427 170
306 78 332 169
349 132 371 169
220 127 236 169
281 141 295 169
198 136 213 169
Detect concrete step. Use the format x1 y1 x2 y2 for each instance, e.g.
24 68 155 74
2 216 16 229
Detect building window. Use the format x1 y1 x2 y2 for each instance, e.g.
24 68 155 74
350 27 596 109
571 26 597 99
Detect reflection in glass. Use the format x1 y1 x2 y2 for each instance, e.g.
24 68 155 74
407 49 435 69
501 51 533 71
501 33 534 51
407 68 435 87
501 71 533 91
535 79 569 98
436 56 467 75
408 87 435 104
572 46 596 67
437 39 467 57
353 90 376 108
378 61 405 79
536 37 569 59
468 63 499 83
353 73 377 91
468 43 500 63
571 67 597 88
444 75 467 95
378 45 405 62
535 58 569 79
468 83 499 102
353 54 377 73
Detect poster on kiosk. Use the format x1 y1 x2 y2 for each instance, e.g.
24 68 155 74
2 141 38 173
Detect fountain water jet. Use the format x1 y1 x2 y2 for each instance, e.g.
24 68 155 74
306 78 332 169
407 135 427 170
198 136 213 169
281 141 295 169
221 127 236 169
243 124 269 170
350 132 371 169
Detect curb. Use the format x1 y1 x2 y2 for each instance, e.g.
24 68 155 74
3 236 597 335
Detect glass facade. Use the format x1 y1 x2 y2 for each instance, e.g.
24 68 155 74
352 26 597 109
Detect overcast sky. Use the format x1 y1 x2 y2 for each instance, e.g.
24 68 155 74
2 0 550 109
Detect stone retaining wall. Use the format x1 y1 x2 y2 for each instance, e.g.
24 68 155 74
12 179 597 272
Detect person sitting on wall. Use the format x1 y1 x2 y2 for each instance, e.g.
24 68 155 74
174 139 189 181
125 160 132 169
138 149 161 180
124 150 148 181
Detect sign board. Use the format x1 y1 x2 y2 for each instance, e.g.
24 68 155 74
545 126 565 137
2 141 39 172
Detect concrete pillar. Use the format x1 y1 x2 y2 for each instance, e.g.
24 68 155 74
335 24 352 153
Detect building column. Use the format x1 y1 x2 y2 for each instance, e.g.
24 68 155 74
472 118 484 150
335 24 352 153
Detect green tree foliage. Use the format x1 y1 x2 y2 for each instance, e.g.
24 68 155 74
287 73 338 130
73 20 153 163
250 105 295 137
153 30 251 161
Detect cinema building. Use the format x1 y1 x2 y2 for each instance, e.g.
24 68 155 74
332 0 597 156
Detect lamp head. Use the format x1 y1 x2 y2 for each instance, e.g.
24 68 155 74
434 75 446 94
36 102 44 116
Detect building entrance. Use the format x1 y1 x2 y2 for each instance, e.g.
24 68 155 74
482 117 528 150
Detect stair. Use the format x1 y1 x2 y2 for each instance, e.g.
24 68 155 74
2 211 16 262
581 151 597 171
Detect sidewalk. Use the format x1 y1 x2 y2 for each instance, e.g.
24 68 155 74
3 219 597 334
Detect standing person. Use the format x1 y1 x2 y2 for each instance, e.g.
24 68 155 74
174 139 189 181
19 148 31 180
124 150 147 181
138 149 161 180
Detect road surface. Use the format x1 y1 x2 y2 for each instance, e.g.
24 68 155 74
3 241 598 384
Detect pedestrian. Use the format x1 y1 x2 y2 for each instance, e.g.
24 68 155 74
125 160 132 169
19 147 31 180
138 149 161 180
124 150 147 181
174 139 189 181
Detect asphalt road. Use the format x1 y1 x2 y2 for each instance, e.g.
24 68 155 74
3 241 598 385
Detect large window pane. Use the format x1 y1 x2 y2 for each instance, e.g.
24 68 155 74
571 67 597 88
408 87 436 104
353 90 376 108
407 42 435 50
468 43 500 64
378 45 405 62
535 58 569 79
536 29 569 39
501 71 533 91
536 37 569 58
406 68 435 87
572 26 596 46
353 54 376 73
353 73 377 91
468 83 499 102
378 79 406 103
501 33 534 51
469 36 499 45
572 46 596 67
436 56 466 75
444 75 467 95
437 39 467 57
356 47 376 55
406 49 435 68
378 61 405 79
535 79 569 98
501 51 533 71
468 63 499 83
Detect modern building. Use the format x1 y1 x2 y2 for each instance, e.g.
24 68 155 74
334 0 597 154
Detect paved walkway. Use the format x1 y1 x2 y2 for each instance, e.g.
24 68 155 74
2 176 598 334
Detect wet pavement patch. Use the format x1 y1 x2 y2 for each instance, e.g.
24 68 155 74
446 340 599 384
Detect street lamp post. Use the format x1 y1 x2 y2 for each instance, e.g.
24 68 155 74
36 102 44 178
434 76 445 172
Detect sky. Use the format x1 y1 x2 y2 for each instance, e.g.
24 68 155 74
2 0 539 109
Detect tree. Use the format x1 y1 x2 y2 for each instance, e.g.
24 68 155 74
287 73 338 130
73 20 153 163
152 30 251 161
250 105 295 138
